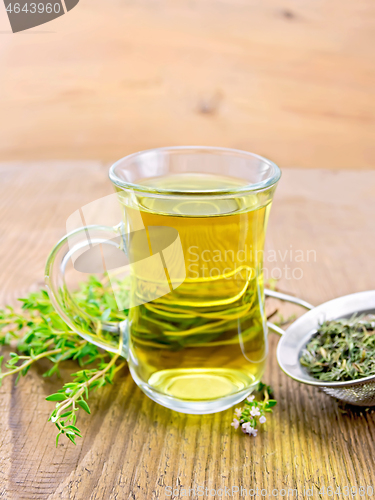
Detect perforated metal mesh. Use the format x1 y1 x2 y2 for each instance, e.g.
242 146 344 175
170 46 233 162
322 379 375 406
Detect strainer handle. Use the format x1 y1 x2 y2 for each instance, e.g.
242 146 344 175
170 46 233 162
265 288 314 336
264 289 314 310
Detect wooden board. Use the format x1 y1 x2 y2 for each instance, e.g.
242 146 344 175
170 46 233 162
0 0 375 169
1 163 375 499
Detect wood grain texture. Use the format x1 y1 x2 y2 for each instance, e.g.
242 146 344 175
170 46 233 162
0 163 375 499
0 0 375 168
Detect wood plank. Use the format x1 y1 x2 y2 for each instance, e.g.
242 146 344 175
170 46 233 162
1 164 375 499
0 1 375 168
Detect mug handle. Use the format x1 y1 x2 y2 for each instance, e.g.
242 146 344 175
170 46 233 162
45 225 128 358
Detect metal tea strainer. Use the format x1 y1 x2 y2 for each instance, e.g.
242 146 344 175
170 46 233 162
264 289 375 406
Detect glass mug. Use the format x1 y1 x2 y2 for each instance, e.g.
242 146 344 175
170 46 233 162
45 147 281 414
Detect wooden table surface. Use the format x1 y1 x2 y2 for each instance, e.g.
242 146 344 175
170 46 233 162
1 0 375 169
1 163 375 499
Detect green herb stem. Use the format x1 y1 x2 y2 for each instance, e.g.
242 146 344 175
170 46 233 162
54 347 121 422
0 347 63 382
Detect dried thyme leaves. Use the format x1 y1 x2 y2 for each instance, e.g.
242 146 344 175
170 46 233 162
300 316 375 382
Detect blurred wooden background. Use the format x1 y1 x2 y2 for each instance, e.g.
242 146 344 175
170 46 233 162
0 0 374 168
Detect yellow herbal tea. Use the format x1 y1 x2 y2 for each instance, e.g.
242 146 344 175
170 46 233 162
46 147 280 414
118 173 272 403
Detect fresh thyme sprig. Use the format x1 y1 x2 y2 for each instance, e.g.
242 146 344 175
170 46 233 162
231 382 277 436
0 277 126 446
47 343 126 446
